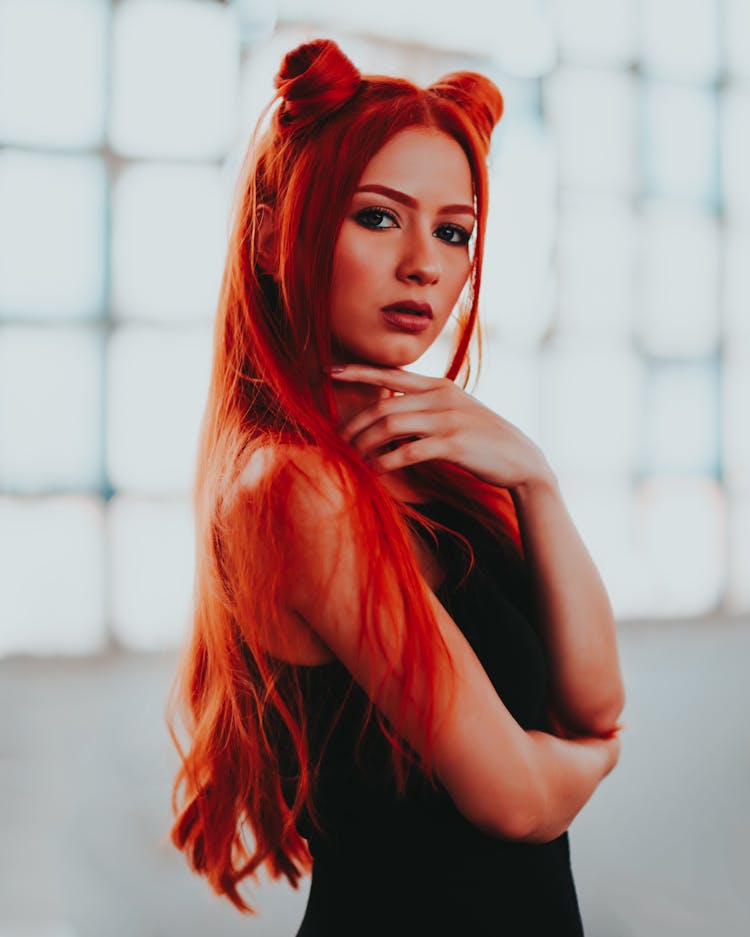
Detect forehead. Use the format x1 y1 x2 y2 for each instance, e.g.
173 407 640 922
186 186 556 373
357 127 474 200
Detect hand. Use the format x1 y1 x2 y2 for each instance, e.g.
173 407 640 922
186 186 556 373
330 364 553 491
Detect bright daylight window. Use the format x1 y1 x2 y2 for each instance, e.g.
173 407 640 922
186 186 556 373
0 0 747 656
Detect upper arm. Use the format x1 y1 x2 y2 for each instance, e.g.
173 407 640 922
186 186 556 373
270 448 542 840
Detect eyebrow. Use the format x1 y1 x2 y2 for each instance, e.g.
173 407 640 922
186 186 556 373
354 184 476 218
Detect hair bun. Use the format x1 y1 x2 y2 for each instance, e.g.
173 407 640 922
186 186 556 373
274 39 361 132
429 72 504 145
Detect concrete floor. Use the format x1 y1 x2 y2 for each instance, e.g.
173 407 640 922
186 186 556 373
1 616 749 937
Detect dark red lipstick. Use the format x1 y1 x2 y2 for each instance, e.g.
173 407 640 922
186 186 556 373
380 301 434 332
381 300 434 318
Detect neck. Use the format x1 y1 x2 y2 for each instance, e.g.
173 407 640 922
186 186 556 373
332 380 424 502
333 381 392 427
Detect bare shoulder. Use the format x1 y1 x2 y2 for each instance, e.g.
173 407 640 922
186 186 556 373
237 443 280 492
238 441 343 493
233 442 346 665
238 442 355 533
238 444 385 660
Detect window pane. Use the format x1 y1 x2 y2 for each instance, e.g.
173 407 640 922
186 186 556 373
550 0 637 68
111 0 239 159
0 326 102 492
473 343 541 443
545 66 638 194
643 82 718 206
286 1 555 72
0 151 106 319
0 0 108 148
642 360 719 477
727 493 750 612
109 495 194 650
0 495 106 655
557 193 636 340
558 478 646 619
541 342 642 475
636 478 725 616
482 118 556 345
725 0 750 81
722 88 750 223
112 163 228 323
409 331 456 379
641 0 719 82
724 225 750 342
723 345 750 490
232 0 278 46
238 26 301 138
636 202 720 356
107 325 211 493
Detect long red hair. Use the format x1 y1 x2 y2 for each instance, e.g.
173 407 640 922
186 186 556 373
168 38 517 911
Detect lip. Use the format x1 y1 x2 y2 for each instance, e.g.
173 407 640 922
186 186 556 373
381 309 432 333
381 300 434 319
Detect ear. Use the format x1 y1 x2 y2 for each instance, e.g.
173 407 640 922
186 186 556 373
255 204 278 274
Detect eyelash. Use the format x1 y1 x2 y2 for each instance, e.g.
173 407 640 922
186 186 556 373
354 206 472 246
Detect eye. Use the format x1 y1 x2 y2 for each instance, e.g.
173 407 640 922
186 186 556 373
354 206 399 230
435 224 471 246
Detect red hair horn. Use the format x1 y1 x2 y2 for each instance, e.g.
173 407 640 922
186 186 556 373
429 72 504 147
274 39 362 133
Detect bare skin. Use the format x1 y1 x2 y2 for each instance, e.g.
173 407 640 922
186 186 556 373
332 363 624 736
327 127 475 503
247 127 625 841
325 127 624 737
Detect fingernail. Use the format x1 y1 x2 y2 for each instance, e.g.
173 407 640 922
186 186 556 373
328 366 345 373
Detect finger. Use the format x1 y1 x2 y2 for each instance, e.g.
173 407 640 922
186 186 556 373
339 390 445 443
350 411 445 461
366 434 443 475
328 364 443 395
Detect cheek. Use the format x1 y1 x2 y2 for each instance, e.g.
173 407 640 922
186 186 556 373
331 235 380 302
447 255 472 297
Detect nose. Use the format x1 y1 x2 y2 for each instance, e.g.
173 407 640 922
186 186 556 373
396 227 441 286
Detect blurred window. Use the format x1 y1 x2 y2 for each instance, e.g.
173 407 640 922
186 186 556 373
0 0 742 656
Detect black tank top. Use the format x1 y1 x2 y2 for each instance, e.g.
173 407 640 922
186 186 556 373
273 499 585 937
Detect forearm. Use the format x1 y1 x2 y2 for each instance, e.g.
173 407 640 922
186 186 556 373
519 729 618 843
512 475 625 735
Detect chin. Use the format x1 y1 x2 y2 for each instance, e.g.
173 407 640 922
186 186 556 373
345 342 428 369
368 353 421 369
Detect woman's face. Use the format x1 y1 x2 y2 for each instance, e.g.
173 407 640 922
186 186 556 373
329 127 476 368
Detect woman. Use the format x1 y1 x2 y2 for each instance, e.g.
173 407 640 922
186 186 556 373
169 38 625 936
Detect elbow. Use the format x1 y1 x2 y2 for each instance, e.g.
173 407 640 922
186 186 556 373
492 805 545 842
474 804 546 843
590 681 627 736
470 764 552 843
489 772 578 845
486 789 558 844
506 811 553 844
568 680 627 738
581 706 624 739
